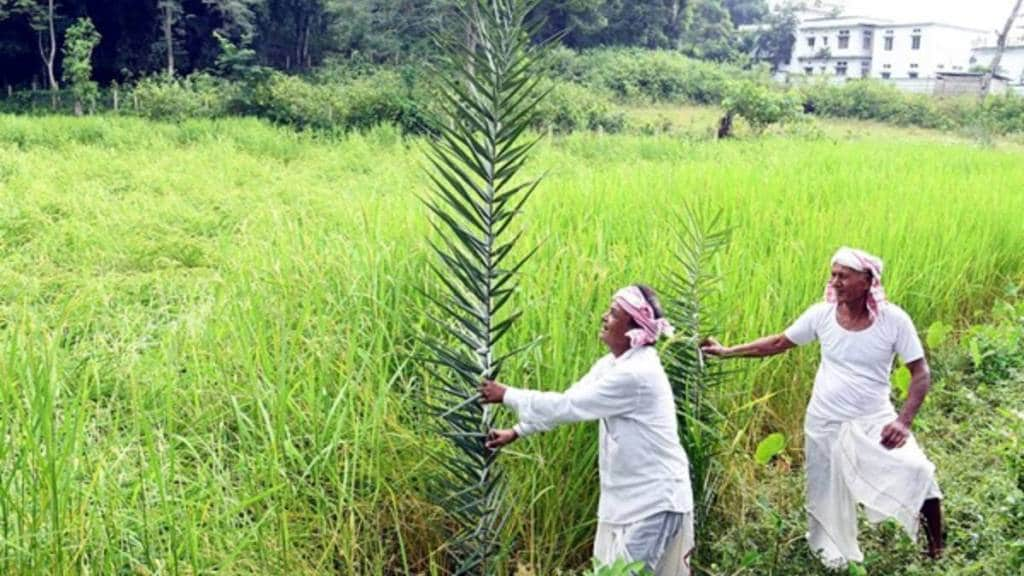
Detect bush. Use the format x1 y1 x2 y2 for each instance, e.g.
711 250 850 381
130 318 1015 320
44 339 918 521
532 80 624 134
553 48 745 104
246 70 428 133
132 74 235 121
721 80 802 134
246 72 345 130
799 80 952 129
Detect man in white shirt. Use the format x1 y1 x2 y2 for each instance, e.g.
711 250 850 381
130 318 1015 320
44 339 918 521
479 285 694 575
701 247 944 569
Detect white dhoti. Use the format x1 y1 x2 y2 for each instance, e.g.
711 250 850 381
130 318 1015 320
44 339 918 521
804 409 942 568
594 511 694 576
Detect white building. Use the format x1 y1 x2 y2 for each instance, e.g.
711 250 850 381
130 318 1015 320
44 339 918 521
784 17 989 80
970 15 1024 85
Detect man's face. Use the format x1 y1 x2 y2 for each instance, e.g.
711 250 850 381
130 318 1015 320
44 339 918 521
829 264 871 303
600 301 633 348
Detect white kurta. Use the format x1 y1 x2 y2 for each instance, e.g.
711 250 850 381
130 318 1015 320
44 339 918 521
786 302 942 568
503 345 693 524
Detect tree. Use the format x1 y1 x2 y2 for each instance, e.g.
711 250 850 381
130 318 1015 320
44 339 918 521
682 0 739 62
723 0 767 26
530 0 608 47
747 2 797 71
419 1 551 572
15 0 62 96
981 0 1024 99
157 0 181 76
62 16 100 115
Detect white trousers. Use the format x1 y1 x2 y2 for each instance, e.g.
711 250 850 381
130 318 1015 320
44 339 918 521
804 409 942 569
594 511 694 576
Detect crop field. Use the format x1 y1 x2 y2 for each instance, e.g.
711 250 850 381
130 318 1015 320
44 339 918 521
1 115 1022 574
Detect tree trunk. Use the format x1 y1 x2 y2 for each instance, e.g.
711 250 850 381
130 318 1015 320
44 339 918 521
981 0 1024 100
164 2 176 77
74 100 82 116
39 0 58 109
113 86 119 112
717 111 734 139
668 0 685 49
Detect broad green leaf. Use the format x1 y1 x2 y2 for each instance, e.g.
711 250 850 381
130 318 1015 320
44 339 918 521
755 432 786 465
891 365 911 401
926 321 951 350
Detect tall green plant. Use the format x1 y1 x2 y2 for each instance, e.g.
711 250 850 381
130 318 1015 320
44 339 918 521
661 207 731 544
61 17 101 116
419 1 550 573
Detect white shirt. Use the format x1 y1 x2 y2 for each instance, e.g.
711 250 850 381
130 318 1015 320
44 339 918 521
503 346 693 524
784 302 925 421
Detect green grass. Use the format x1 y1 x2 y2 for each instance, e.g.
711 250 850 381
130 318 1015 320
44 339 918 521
1 114 1022 574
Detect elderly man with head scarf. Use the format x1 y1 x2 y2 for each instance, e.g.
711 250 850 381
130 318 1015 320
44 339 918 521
701 247 944 569
479 284 695 575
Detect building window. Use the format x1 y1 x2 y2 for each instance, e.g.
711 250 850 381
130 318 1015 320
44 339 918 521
910 63 919 69
807 36 816 48
884 36 893 51
881 72 891 79
838 30 850 49
861 61 871 77
805 67 814 75
909 71 919 79
937 64 945 69
836 61 848 76
822 36 829 45
883 64 892 69
911 33 922 50
863 31 873 50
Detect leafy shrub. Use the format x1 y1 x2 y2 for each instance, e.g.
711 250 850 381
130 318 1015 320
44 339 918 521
799 79 952 129
245 70 428 133
533 80 624 133
965 299 1024 383
556 48 744 104
722 80 802 133
132 74 235 121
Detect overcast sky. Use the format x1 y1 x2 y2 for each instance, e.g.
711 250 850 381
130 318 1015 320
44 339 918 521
772 0 1020 31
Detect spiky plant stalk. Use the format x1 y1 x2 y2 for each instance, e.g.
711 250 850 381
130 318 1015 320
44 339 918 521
419 1 549 573
661 207 732 545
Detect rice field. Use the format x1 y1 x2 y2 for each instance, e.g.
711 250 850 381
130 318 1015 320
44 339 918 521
0 114 1022 574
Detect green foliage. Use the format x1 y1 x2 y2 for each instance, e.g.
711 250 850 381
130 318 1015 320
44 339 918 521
721 80 801 133
132 74 235 120
681 0 740 62
61 18 101 114
533 80 624 133
213 31 267 83
964 300 1024 383
754 432 786 465
582 557 652 575
926 320 952 350
418 1 549 573
3 115 1024 572
661 206 731 549
800 79 953 130
557 48 744 103
890 365 910 401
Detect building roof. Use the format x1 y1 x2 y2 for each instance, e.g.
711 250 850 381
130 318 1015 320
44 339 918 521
937 71 1012 81
799 18 987 35
799 16 892 29
880 22 989 34
973 44 1024 52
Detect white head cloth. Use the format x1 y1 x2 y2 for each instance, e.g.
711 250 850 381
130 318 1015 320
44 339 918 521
826 247 887 318
613 286 675 348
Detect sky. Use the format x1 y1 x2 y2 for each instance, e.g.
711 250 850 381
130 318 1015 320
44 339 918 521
772 0 1020 31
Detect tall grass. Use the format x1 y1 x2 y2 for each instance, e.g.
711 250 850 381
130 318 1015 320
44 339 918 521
1 114 1023 574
